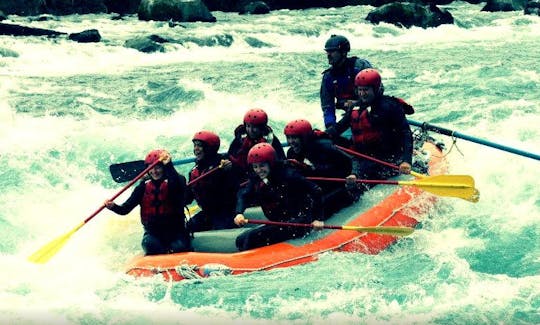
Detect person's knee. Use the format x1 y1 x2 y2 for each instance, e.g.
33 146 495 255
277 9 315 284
142 236 166 255
169 236 192 253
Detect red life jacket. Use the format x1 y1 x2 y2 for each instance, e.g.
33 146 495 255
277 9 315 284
189 165 214 202
230 135 269 170
350 107 383 148
140 179 174 225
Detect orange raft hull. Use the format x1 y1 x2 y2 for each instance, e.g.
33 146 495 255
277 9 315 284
125 141 447 281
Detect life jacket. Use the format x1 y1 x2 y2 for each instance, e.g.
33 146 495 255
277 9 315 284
313 129 332 139
326 57 358 103
140 179 174 225
393 96 415 115
230 126 274 171
350 107 383 148
189 163 217 203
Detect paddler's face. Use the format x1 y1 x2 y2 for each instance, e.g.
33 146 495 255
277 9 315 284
251 162 270 180
355 85 375 105
326 49 344 67
245 123 264 139
148 163 165 180
286 135 302 154
193 140 205 162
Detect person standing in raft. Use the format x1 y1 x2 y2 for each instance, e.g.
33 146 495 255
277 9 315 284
327 68 414 193
227 108 286 182
320 34 374 144
104 149 191 255
234 143 324 251
185 130 239 232
283 119 355 218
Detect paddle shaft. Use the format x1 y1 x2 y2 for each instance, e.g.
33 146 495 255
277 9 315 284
86 159 161 224
408 119 540 161
246 219 413 236
186 165 220 187
308 176 400 186
336 145 424 178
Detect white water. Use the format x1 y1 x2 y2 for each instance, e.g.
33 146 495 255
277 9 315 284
1 3 539 324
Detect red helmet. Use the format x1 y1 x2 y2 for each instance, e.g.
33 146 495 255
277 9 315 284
284 119 312 137
193 130 220 152
354 69 382 92
144 149 165 165
243 108 268 126
247 143 276 165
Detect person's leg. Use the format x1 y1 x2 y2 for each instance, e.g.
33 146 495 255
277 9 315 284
142 231 168 255
321 186 355 219
169 233 192 253
211 211 236 230
236 224 309 251
186 211 211 233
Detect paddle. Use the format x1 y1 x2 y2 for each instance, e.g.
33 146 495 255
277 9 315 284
110 156 198 183
28 159 163 264
110 143 291 183
246 219 414 236
336 145 425 178
307 175 479 202
335 145 480 202
408 119 539 161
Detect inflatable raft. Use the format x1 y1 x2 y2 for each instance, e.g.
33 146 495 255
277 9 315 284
125 140 448 281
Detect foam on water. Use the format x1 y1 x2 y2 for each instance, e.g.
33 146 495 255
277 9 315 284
0 2 539 323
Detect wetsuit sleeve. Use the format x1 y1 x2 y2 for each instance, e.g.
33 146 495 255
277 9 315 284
271 135 286 160
386 103 413 165
164 162 187 212
320 71 337 128
315 141 352 177
353 57 373 71
108 181 145 215
331 108 351 137
235 179 257 214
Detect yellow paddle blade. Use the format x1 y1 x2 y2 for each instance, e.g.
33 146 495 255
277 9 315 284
27 222 85 264
398 175 480 202
341 225 414 236
185 205 200 215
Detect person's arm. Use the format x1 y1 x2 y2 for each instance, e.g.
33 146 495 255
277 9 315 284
388 103 413 166
184 170 195 205
320 72 337 128
326 107 351 138
105 182 145 215
311 140 352 178
234 179 256 226
271 135 286 160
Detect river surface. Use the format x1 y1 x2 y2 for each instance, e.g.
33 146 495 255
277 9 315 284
1 3 539 324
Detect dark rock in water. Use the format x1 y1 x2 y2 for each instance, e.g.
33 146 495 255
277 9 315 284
244 36 273 48
239 1 271 15
138 0 216 22
525 0 540 15
0 22 65 37
148 34 170 43
0 47 19 57
0 0 44 16
69 29 102 43
124 36 165 53
104 0 141 14
34 14 57 21
482 0 527 11
366 2 453 28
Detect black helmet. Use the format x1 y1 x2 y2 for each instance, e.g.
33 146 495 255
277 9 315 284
324 35 350 53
